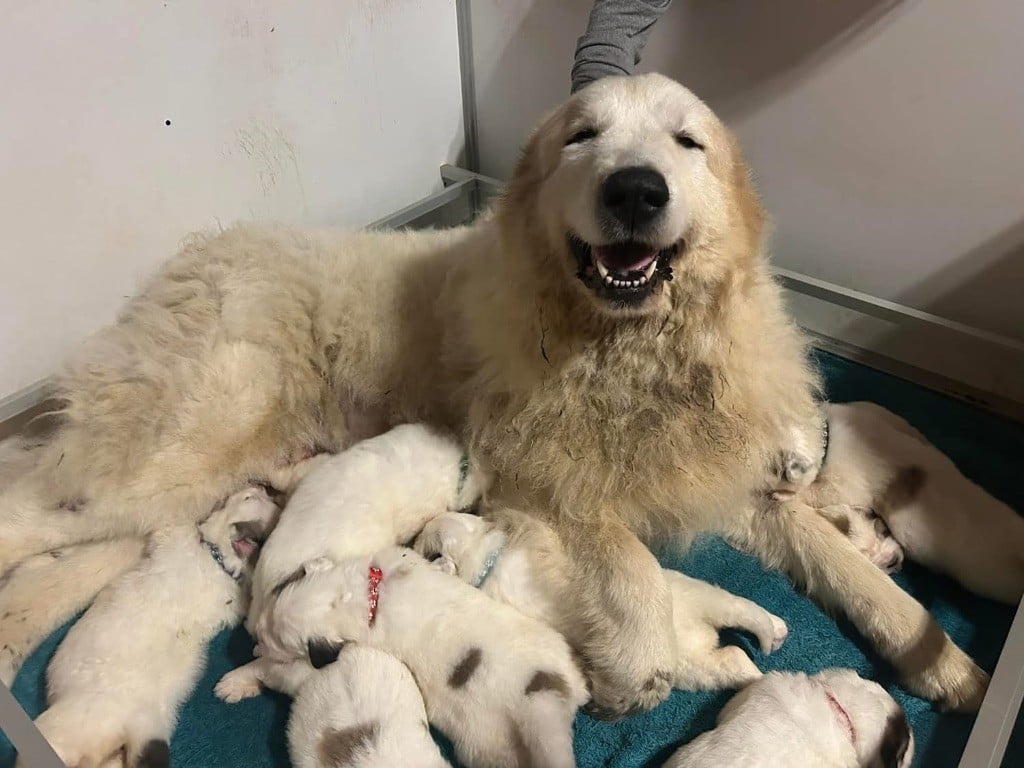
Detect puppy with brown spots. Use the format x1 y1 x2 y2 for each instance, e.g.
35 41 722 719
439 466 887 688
796 402 1024 604
263 546 589 768
215 646 450 768
414 508 789 695
16 487 280 768
662 668 913 768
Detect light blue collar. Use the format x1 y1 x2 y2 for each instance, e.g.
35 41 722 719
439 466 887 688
471 546 504 588
200 534 242 581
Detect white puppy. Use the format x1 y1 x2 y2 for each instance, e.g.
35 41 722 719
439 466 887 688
803 402 1024 603
817 504 905 575
20 487 280 768
265 546 589 768
415 509 788 693
248 423 484 633
663 669 913 768
215 647 450 768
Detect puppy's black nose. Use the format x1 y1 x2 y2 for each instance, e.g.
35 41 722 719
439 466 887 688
601 167 669 231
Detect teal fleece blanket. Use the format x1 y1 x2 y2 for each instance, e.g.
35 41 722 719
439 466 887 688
3 350 1023 767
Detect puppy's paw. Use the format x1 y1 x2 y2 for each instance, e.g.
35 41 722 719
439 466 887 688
767 614 789 653
215 668 262 704
768 450 819 500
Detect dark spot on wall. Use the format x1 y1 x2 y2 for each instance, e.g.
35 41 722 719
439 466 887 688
164 119 172 126
448 647 482 688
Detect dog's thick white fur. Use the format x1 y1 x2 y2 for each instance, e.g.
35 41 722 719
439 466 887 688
0 73 986 713
19 488 279 768
415 509 787 693
801 402 1024 604
265 546 589 768
248 423 483 633
663 668 913 768
215 647 450 768
0 538 145 686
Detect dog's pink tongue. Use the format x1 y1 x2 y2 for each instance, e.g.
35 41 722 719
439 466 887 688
593 243 657 272
232 539 257 558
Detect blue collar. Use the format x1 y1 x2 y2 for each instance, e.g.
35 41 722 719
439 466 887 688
471 546 504 588
201 535 242 581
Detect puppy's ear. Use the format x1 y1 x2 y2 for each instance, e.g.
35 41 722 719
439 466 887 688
879 711 912 768
307 637 345 669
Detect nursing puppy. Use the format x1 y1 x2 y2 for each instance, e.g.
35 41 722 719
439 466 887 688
817 504 905 575
265 547 588 768
248 423 484 633
415 509 788 692
798 402 1024 604
20 487 279 768
663 668 913 768
215 647 450 768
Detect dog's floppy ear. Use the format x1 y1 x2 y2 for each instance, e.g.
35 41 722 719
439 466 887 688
307 637 345 669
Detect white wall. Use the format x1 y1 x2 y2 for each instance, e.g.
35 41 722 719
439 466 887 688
0 0 464 400
469 0 1024 403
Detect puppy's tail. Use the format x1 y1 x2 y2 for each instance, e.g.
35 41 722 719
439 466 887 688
512 693 577 768
0 537 145 685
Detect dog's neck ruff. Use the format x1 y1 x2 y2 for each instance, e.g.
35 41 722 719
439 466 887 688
200 534 241 582
471 546 504 589
823 686 856 747
367 565 384 625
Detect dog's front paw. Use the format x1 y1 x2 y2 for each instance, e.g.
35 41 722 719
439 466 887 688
902 639 989 713
215 668 262 704
584 667 672 721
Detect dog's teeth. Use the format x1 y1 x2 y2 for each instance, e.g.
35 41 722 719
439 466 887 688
596 260 609 279
638 276 647 285
644 260 658 279
604 275 613 285
613 280 622 287
631 280 640 288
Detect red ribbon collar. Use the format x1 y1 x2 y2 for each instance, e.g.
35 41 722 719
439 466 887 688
367 565 383 625
824 687 857 746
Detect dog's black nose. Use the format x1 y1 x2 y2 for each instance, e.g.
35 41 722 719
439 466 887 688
601 167 669 230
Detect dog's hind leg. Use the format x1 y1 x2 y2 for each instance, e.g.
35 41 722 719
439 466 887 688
0 538 145 686
730 498 990 712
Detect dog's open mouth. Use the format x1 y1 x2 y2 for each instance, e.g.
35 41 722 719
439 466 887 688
570 235 678 304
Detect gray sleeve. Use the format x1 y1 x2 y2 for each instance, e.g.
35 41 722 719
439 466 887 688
570 0 673 93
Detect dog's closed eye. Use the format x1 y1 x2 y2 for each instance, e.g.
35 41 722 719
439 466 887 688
675 132 704 151
566 128 598 146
